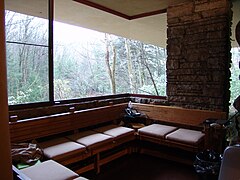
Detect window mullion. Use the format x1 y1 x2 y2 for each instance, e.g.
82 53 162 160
49 0 54 103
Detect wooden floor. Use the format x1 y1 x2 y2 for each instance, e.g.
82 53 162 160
82 154 204 180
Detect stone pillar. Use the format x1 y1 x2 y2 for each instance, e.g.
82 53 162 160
167 0 232 111
0 1 13 179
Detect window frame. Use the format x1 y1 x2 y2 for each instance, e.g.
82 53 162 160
6 0 54 110
7 0 167 111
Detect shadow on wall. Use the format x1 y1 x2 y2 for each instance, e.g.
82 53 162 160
236 20 240 45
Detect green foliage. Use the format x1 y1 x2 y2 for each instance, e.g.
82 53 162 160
6 11 49 105
225 111 240 145
230 48 240 113
53 25 167 100
5 10 240 108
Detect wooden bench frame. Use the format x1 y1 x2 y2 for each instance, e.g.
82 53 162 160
10 103 127 142
9 102 227 172
132 103 227 164
132 103 226 144
10 103 131 174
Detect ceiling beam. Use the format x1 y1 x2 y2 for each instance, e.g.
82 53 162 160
130 9 167 20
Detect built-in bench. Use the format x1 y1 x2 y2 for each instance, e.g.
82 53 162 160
10 103 137 174
132 103 227 164
9 102 227 177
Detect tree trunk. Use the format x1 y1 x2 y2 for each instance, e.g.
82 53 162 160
125 39 137 93
111 44 116 94
140 43 159 96
104 34 116 94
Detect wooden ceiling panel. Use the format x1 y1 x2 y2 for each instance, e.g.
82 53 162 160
80 0 167 16
73 0 194 19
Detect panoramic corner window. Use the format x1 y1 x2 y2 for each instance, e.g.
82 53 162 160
229 0 240 114
54 1 167 101
5 0 50 105
230 47 240 114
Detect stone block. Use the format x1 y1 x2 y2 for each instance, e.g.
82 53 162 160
168 2 194 19
167 17 180 25
195 0 227 12
167 59 179 70
201 7 228 18
179 13 202 23
167 26 185 37
166 0 231 111
167 44 181 56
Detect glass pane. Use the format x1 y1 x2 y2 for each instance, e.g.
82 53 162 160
5 0 49 105
229 47 240 114
6 43 49 105
54 22 166 101
5 11 48 45
54 1 167 101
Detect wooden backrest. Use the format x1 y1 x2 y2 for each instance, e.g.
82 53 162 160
133 103 227 128
9 105 70 120
10 102 227 142
9 103 127 143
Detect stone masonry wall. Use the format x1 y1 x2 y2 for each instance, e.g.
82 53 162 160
167 0 232 111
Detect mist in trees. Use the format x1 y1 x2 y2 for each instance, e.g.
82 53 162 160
5 11 49 105
53 22 167 101
5 10 167 104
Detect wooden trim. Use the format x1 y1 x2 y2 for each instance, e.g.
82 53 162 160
9 93 130 111
0 1 13 178
56 151 91 166
73 0 130 19
133 103 227 127
130 93 167 100
73 0 166 20
139 134 204 153
140 148 194 165
74 163 95 174
9 103 127 142
130 9 167 20
99 148 128 166
49 0 54 103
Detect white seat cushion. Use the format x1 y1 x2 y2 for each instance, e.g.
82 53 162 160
138 124 178 139
94 124 135 138
67 130 113 149
21 160 79 180
166 128 205 145
39 137 86 160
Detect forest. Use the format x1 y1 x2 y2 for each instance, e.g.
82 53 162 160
5 11 167 105
5 10 240 110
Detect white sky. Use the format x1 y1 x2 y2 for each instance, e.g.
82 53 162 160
54 21 105 44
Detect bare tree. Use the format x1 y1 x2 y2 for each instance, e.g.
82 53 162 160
140 42 159 96
105 34 116 94
6 11 49 104
125 38 138 93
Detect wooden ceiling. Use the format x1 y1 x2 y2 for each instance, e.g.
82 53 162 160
72 0 205 20
73 0 169 20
